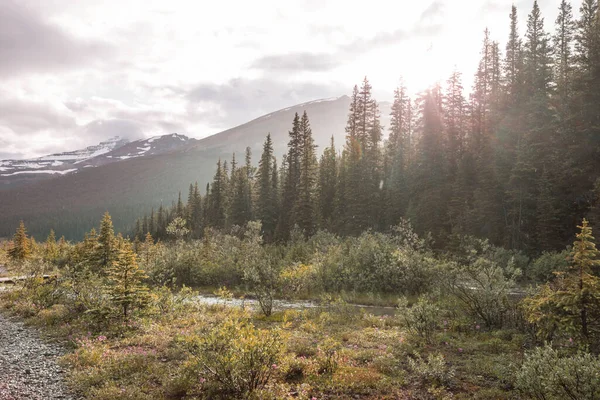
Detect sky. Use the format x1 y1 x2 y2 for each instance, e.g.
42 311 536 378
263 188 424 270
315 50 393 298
0 0 574 159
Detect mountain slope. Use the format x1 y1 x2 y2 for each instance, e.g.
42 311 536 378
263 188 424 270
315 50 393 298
0 134 194 189
0 96 390 240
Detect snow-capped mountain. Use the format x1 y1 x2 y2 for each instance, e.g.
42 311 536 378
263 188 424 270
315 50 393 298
0 96 387 239
0 134 194 187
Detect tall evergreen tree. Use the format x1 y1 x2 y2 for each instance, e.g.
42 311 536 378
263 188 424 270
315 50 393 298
553 0 576 107
277 113 302 240
96 211 117 272
207 159 226 230
8 221 31 262
294 111 318 237
256 134 278 241
318 136 337 230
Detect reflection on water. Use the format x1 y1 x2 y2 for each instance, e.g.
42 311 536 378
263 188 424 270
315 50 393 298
195 295 396 316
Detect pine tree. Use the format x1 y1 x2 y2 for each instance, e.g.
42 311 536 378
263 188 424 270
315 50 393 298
105 238 149 319
142 215 148 238
343 78 380 234
44 229 58 263
554 0 576 107
207 160 226 229
277 113 302 240
407 88 450 243
524 1 553 97
96 211 117 272
444 69 467 177
524 219 600 344
294 111 318 237
535 168 561 251
244 147 255 221
8 221 31 262
504 5 524 105
384 81 411 227
318 136 337 230
256 134 278 241
158 204 168 239
149 208 155 238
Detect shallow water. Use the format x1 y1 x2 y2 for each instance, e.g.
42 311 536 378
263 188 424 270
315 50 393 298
195 295 396 316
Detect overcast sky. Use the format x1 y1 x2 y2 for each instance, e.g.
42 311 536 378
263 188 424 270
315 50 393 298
1 0 574 159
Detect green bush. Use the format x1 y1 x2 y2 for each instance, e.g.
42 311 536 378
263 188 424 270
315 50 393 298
515 345 600 399
189 316 284 399
408 352 455 387
528 250 569 283
445 254 521 328
397 296 441 344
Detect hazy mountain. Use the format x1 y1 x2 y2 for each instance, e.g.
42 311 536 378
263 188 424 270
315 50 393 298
0 96 390 239
0 134 194 189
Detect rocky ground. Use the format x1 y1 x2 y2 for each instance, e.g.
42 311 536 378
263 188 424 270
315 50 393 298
0 314 78 400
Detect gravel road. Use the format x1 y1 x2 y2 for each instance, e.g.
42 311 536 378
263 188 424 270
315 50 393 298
0 314 78 400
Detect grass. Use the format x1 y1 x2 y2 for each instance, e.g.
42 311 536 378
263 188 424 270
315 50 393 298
0 284 527 400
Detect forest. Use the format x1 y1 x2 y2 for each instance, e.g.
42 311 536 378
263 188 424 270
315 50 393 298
1 0 600 399
133 0 600 257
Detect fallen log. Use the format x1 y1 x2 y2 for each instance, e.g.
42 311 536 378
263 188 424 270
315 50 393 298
0 275 56 285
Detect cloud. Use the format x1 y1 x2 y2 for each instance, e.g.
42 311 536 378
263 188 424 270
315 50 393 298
185 77 346 128
252 20 443 74
252 52 341 72
81 119 145 142
420 1 445 24
0 96 76 134
0 1 113 77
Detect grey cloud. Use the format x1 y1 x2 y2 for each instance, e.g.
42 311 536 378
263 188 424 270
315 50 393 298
253 18 444 74
0 98 75 134
0 1 113 77
81 119 145 142
252 52 341 72
185 77 345 128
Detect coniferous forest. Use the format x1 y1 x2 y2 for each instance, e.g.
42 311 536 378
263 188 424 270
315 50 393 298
2 1 600 400
134 0 600 257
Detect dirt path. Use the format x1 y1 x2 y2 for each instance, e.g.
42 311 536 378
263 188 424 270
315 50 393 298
0 314 78 400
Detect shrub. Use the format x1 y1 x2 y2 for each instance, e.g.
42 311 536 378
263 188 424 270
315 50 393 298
37 304 70 326
242 222 281 316
408 352 455 387
397 296 441 344
446 255 521 329
189 316 284 399
515 345 600 399
528 251 569 282
280 263 319 296
317 338 342 375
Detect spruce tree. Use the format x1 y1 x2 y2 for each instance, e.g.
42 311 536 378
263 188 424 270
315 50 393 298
44 229 58 263
294 111 318 237
256 134 278 241
554 0 576 107
318 136 337 230
524 1 553 97
277 113 302 241
8 221 31 262
524 219 600 344
105 238 149 319
407 88 450 243
504 5 524 105
96 211 117 272
207 160 226 229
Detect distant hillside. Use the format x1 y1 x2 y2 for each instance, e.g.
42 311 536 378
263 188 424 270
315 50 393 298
0 134 194 189
0 96 390 240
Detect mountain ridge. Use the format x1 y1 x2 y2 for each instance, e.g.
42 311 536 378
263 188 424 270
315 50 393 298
0 95 390 240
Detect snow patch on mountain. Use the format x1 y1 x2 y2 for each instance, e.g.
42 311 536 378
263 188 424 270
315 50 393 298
1 169 78 177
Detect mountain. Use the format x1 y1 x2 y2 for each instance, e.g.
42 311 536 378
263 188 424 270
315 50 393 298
0 134 194 189
0 96 390 240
